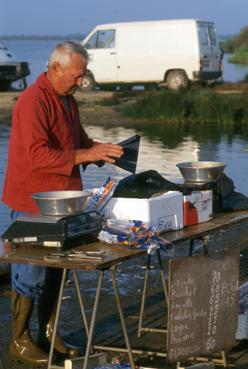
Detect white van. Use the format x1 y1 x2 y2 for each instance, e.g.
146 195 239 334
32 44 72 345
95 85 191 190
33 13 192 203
81 19 222 90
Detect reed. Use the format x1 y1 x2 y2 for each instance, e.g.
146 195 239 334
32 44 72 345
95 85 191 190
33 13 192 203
120 89 248 124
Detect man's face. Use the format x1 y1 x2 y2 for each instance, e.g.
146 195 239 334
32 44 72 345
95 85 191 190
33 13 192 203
51 53 86 96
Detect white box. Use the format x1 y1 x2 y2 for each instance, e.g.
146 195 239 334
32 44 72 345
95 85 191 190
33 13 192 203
183 190 213 227
103 191 183 232
236 312 248 340
235 281 248 340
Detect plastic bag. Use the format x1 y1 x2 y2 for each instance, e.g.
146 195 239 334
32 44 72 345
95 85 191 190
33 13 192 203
98 218 175 256
85 177 118 213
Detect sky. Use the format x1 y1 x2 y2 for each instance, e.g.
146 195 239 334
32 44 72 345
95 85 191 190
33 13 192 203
0 0 247 37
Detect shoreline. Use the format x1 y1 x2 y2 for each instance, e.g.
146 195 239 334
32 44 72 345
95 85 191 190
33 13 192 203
1 85 247 127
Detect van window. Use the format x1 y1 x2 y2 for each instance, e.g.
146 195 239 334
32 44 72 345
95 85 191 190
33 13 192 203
86 29 115 49
85 32 98 49
0 41 7 50
207 25 217 46
198 25 209 46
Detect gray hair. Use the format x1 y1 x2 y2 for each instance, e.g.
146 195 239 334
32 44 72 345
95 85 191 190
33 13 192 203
48 41 88 67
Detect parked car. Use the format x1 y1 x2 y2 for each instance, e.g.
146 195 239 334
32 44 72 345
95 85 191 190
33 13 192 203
81 19 223 91
0 41 30 91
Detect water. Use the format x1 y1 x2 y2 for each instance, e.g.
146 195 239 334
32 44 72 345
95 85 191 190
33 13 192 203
2 39 248 234
222 53 248 82
4 39 248 85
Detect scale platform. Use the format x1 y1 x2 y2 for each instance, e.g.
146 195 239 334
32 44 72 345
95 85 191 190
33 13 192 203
1 210 102 248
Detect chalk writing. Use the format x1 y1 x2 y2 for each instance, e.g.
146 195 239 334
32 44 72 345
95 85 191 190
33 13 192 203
167 251 239 362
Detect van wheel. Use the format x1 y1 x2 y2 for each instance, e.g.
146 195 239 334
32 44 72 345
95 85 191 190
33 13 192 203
82 72 95 91
166 71 188 91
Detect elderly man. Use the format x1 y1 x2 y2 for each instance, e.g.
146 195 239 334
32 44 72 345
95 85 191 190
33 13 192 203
2 41 123 365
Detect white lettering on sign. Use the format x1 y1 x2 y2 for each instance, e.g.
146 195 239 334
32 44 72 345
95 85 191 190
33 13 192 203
167 252 240 362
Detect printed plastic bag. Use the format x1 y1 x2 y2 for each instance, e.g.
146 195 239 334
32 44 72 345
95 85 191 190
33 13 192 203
98 218 175 256
85 177 118 213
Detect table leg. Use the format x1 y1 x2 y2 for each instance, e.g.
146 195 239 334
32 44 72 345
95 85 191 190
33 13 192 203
47 268 67 369
137 254 151 338
202 235 209 256
189 239 195 256
156 250 168 304
72 271 90 337
0 349 6 369
109 267 136 369
138 251 168 337
82 270 104 369
189 236 209 256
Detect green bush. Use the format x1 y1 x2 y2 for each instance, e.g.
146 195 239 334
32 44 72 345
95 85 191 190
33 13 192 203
220 38 235 53
229 47 248 64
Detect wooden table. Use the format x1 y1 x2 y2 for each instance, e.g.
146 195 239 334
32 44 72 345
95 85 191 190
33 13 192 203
1 210 248 369
0 240 143 369
164 209 248 244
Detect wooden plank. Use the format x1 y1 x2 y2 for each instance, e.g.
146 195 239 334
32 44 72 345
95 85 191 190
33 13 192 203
162 210 248 244
0 241 143 270
1 210 248 270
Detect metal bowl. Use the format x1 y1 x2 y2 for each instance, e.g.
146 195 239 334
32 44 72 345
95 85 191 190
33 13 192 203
32 190 92 216
176 161 226 183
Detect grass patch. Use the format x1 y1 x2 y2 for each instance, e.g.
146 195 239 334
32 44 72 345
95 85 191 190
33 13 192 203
120 89 248 124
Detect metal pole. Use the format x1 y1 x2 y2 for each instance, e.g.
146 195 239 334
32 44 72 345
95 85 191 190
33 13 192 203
156 250 168 305
189 239 195 256
72 270 90 337
82 271 104 369
137 254 151 338
47 268 67 369
110 267 136 369
0 350 6 369
93 344 167 357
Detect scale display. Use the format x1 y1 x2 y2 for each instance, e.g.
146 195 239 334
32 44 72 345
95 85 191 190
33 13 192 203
1 211 102 248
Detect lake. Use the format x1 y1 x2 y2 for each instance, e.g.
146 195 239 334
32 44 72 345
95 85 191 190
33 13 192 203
1 40 248 234
4 39 248 85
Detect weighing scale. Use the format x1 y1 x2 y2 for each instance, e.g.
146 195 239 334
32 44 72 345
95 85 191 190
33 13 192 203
1 210 102 248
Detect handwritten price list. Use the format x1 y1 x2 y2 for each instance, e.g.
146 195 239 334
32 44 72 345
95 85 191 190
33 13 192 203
167 250 239 362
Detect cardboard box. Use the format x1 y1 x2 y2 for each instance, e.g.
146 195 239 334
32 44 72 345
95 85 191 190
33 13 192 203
103 191 183 232
183 190 213 227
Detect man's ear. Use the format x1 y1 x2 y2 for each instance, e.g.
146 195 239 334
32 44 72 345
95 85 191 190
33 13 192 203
51 61 60 74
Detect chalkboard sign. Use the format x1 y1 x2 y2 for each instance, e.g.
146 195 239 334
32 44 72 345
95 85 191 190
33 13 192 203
167 250 240 362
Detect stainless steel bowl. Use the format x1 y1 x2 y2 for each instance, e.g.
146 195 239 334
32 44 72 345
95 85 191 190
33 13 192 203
32 190 92 216
176 161 226 183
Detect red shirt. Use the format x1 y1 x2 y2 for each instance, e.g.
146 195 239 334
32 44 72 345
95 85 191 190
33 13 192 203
2 73 93 213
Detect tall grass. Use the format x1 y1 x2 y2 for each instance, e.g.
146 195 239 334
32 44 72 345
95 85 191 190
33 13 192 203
120 89 248 124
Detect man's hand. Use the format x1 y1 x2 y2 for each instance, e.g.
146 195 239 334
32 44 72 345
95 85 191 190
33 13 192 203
75 142 123 165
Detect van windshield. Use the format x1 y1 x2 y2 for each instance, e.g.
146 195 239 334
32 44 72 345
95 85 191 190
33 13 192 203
0 41 7 50
86 29 115 49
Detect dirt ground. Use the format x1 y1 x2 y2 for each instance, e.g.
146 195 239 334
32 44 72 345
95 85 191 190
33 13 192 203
2 89 248 368
0 90 136 127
